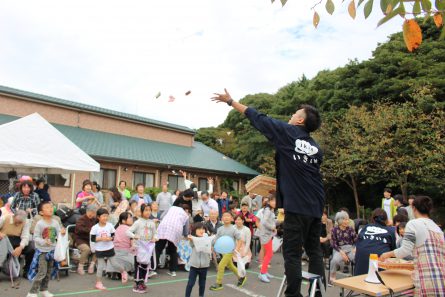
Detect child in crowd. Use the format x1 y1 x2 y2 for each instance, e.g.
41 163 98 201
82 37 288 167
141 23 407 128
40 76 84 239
126 203 157 293
233 215 252 269
109 212 135 280
257 196 277 283
210 212 246 291
27 201 65 297
186 222 212 297
229 204 238 218
90 208 127 290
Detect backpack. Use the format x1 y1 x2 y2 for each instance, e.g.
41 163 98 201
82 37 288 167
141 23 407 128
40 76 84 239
55 205 74 222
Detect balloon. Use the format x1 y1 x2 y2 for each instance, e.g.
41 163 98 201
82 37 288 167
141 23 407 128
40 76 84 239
214 235 235 254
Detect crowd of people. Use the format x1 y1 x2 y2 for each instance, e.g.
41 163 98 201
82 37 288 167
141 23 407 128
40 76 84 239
0 173 284 297
0 172 444 297
321 189 445 296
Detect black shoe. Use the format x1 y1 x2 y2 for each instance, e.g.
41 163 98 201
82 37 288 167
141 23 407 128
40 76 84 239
237 276 247 287
210 284 223 291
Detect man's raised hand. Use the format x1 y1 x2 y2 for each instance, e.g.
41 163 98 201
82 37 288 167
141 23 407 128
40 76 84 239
211 88 232 104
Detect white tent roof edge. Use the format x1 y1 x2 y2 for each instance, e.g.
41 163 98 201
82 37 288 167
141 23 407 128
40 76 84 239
0 113 100 174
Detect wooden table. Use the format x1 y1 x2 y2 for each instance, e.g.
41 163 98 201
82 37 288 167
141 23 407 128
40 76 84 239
333 270 414 297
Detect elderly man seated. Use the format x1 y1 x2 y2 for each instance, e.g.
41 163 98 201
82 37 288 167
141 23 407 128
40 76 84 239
74 204 98 275
0 210 33 277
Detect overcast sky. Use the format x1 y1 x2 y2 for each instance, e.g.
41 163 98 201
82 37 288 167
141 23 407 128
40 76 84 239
0 0 402 129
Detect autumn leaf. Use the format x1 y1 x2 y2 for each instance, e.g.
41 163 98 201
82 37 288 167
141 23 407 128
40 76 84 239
403 19 423 52
313 11 321 28
349 0 357 19
433 13 443 28
326 0 335 15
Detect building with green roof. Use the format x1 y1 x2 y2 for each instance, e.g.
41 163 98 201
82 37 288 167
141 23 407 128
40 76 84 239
0 86 258 203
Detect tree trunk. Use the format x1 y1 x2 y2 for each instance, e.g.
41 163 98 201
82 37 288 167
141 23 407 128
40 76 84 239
350 174 360 219
399 175 408 201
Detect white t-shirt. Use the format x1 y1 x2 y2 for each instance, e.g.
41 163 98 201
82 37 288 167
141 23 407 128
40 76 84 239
90 222 115 251
383 198 392 219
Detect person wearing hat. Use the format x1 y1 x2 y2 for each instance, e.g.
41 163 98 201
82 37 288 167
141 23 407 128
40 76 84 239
11 177 41 219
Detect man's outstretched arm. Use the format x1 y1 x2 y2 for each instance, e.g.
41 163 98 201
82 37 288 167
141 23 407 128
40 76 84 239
211 88 247 114
211 88 287 144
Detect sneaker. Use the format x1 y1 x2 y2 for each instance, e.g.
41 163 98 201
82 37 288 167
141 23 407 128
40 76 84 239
258 273 270 283
265 273 274 279
77 265 85 275
88 262 96 274
132 283 147 294
147 271 157 278
237 276 247 287
95 282 106 290
167 271 176 277
209 284 223 291
26 294 38 297
40 291 54 297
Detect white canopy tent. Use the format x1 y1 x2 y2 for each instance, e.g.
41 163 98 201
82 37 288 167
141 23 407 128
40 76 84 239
0 113 100 205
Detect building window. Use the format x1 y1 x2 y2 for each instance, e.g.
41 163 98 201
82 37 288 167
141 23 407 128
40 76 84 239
133 172 155 188
168 175 185 191
91 169 116 189
46 174 71 187
198 178 208 192
232 181 239 193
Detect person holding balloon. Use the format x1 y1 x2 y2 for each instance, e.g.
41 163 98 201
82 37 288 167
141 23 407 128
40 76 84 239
209 212 247 291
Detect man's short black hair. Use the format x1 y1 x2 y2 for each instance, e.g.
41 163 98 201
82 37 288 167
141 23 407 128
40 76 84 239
301 104 321 132
183 189 194 198
394 194 405 204
413 195 433 216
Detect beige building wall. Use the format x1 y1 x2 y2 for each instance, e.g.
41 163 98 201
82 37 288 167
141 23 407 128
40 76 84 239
0 94 193 147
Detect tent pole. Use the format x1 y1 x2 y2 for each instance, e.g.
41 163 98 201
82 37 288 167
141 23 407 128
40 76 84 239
71 173 76 207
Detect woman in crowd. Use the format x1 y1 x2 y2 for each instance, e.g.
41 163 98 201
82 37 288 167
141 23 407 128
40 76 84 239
380 196 445 296
92 182 104 205
329 210 356 285
354 208 396 275
130 183 152 206
109 187 129 226
75 180 96 209
11 177 41 218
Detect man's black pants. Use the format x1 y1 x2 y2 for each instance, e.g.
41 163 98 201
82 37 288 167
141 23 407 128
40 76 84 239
283 213 325 297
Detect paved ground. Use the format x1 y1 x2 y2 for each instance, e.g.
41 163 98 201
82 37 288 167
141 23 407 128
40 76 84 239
0 254 344 297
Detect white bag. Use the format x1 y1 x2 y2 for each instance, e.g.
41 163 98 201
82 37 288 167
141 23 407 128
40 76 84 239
54 233 69 262
272 236 283 253
136 241 156 265
235 251 246 277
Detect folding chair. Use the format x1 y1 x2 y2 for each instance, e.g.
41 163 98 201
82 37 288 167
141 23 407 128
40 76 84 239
277 271 326 297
